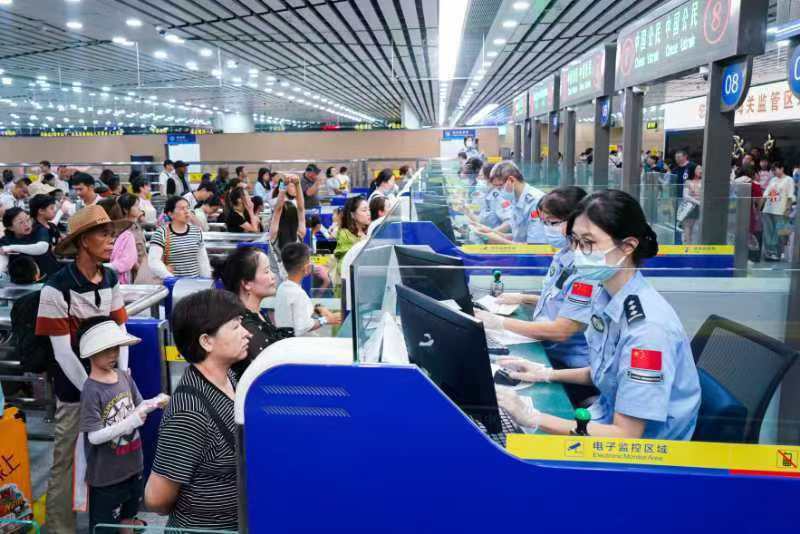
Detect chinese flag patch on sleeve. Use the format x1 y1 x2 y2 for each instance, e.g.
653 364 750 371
571 282 594 298
502 200 511 208
631 348 662 371
530 209 540 220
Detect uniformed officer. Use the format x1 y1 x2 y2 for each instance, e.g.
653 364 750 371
496 190 700 440
475 187 591 369
467 162 511 231
472 161 546 244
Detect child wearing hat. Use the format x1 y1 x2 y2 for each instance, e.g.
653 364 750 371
77 316 169 531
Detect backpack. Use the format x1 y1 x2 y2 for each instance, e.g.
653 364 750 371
10 290 57 373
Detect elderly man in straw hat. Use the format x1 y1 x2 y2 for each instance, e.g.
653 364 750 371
35 204 132 533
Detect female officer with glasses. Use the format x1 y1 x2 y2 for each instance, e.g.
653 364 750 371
475 187 596 404
495 190 701 440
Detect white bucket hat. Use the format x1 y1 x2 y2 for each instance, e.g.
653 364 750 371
79 320 141 359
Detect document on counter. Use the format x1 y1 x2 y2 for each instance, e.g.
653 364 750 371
485 327 537 346
475 294 519 316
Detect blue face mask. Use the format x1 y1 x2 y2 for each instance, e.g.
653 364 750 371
500 187 515 201
573 246 624 282
544 224 568 249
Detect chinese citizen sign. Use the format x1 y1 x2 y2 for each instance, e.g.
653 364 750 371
560 45 611 107
664 80 800 130
528 75 559 117
615 0 757 90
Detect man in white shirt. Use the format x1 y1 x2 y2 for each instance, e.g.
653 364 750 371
337 166 350 192
158 159 177 196
0 179 29 216
762 161 796 261
182 181 215 210
274 242 340 335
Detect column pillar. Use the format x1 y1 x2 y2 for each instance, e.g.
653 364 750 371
621 87 644 199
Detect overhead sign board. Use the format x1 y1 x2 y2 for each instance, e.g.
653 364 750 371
720 57 752 112
511 92 528 122
166 133 197 145
560 44 616 107
615 0 769 90
528 74 559 117
788 40 800 99
442 128 476 140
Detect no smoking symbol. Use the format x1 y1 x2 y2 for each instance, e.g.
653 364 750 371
704 0 731 45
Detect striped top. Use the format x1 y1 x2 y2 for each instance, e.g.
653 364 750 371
152 365 239 531
149 223 204 277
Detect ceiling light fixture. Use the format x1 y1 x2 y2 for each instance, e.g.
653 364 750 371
164 33 184 44
200 48 214 57
512 1 530 10
0 0 13 6
126 18 142 27
502 20 518 28
492 38 506 45
154 50 168 59
66 21 83 30
185 61 198 70
438 0 468 87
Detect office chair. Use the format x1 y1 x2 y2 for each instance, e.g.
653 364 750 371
690 315 799 443
692 368 747 443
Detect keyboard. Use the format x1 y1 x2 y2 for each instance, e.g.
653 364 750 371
485 332 510 356
471 408 520 447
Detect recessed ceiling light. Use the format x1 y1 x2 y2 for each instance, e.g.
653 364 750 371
126 18 142 28
200 48 213 57
164 33 184 44
487 51 499 57
512 1 530 10
112 36 134 46
153 50 168 59
0 0 13 6
66 21 83 30
492 38 506 45
248 68 259 75
502 20 518 28
211 69 221 77
1 77 12 86
185 61 198 70
226 59 237 69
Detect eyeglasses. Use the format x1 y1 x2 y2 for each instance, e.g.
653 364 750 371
571 237 599 255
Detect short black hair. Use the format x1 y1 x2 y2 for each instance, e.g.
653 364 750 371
196 181 216 193
163 159 174 167
17 178 31 186
40 160 51 167
481 162 495 180
117 193 138 217
281 242 310 275
399 165 410 175
212 246 266 293
8 255 39 285
235 166 245 175
71 172 95 188
203 194 223 208
174 160 187 169
463 157 483 174
3 207 25 234
29 193 56 220
373 168 393 187
171 289 246 364
164 195 188 214
130 174 149 193
2 169 14 184
539 186 587 221
306 214 322 228
41 173 56 185
339 166 347 174
772 160 785 171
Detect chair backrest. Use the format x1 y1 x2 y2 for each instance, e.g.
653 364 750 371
691 314 799 443
692 369 747 443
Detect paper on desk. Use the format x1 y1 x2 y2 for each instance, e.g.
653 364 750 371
485 326 537 346
475 294 519 316
381 312 409 365
438 299 463 312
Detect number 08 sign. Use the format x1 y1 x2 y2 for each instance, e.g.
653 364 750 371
615 0 768 90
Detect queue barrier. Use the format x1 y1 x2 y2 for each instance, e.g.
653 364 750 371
237 359 795 533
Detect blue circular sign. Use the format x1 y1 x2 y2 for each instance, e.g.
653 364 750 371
599 98 610 127
788 44 800 98
721 61 747 110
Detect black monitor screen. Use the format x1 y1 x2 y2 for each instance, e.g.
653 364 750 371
396 284 500 433
394 246 473 316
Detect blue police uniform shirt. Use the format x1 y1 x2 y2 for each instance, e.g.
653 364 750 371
510 184 546 244
585 271 700 440
479 189 512 227
531 247 590 368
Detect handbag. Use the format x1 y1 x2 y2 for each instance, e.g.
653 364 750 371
676 200 698 223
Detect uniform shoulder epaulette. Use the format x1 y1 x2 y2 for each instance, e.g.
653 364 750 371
624 295 646 324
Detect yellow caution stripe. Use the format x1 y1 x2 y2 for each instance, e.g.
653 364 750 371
506 434 800 476
165 345 185 363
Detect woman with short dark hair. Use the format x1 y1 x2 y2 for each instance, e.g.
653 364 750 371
147 196 211 279
145 289 249 531
1 206 60 277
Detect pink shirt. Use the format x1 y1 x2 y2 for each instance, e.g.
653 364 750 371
110 229 138 284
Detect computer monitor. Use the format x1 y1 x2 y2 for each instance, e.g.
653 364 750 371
414 202 457 244
393 245 473 315
396 284 501 433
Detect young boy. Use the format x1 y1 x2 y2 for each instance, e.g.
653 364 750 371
8 255 41 285
275 242 341 335
78 317 168 532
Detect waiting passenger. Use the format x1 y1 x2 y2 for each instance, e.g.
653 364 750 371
102 194 150 284
472 160 545 244
235 165 247 183
679 165 703 245
72 172 99 210
158 159 176 197
0 179 30 215
148 196 211 279
275 242 341 335
28 194 63 276
0 207 57 278
254 167 271 200
35 205 131 534
193 195 223 232
368 169 396 202
333 195 371 278
368 196 387 231
476 187 594 405
8 255 40 284
300 164 324 209
496 190 701 440
214 166 230 196
214 247 293 379
337 166 350 191
762 161 795 262
326 166 345 196
130 173 157 227
269 175 306 276
225 187 261 233
146 289 250 531
182 180 215 211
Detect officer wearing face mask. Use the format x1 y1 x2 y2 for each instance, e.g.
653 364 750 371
472 161 546 244
468 162 512 230
494 190 700 440
475 187 596 405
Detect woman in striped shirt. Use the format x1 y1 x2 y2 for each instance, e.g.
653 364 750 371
148 196 211 279
145 289 250 530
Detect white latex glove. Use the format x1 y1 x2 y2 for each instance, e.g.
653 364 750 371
497 358 553 383
475 309 505 330
496 387 540 430
497 293 525 305
139 394 170 414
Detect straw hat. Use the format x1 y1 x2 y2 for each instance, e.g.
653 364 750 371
55 204 132 257
28 181 59 196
